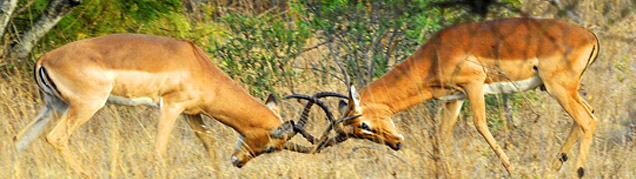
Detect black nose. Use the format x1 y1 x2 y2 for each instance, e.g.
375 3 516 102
390 142 402 151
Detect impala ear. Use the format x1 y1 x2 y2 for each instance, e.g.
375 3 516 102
265 94 280 116
349 86 360 107
338 100 348 115
347 86 361 113
270 120 295 139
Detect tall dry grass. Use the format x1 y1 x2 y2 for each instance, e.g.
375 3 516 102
2 0 636 178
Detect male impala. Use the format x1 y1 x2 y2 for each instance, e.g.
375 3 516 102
335 18 599 178
13 34 303 175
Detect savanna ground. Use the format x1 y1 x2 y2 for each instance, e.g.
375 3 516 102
1 0 636 178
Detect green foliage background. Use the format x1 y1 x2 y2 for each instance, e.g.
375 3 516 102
5 0 520 95
4 0 527 120
3 1 636 178
2 0 528 128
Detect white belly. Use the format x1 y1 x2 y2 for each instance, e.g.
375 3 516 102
438 75 543 100
483 75 543 94
107 95 161 108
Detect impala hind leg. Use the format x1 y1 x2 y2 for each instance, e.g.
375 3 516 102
14 93 69 153
579 94 594 114
551 124 579 171
543 80 596 178
550 95 595 171
464 83 514 175
46 99 106 176
15 107 54 153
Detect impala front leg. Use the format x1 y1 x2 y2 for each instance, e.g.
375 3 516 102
155 103 185 157
435 99 463 178
439 99 463 144
463 82 514 176
185 114 217 158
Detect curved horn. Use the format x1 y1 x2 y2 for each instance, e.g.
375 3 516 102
283 92 347 100
283 93 338 125
282 94 313 101
313 133 350 153
284 94 319 143
283 94 317 127
312 92 347 99
335 114 362 124
283 92 348 145
310 115 361 153
283 142 314 153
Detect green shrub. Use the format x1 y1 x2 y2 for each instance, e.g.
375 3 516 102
209 12 311 97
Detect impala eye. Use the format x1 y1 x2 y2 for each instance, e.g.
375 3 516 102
359 122 373 132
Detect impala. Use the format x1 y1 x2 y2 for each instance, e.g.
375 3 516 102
329 18 599 178
13 34 313 175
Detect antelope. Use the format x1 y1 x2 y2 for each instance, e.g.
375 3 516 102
13 34 319 175
313 18 599 178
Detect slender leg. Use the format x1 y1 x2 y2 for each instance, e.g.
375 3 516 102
155 103 184 156
542 80 596 178
464 82 514 175
15 93 69 153
15 107 54 153
185 114 220 174
185 114 217 158
550 124 579 171
579 94 595 114
436 99 463 178
439 99 463 143
46 100 104 177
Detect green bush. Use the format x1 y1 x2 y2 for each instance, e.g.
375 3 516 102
209 12 312 97
16 0 222 61
299 0 520 87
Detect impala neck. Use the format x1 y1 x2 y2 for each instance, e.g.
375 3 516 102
359 46 435 116
201 65 281 138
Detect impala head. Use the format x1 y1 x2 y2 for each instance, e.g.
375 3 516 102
231 94 296 168
336 87 404 151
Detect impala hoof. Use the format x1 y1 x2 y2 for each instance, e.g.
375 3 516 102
577 167 584 178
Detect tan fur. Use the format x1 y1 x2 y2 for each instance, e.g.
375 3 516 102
341 18 599 177
16 34 289 175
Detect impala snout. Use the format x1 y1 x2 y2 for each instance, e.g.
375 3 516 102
391 141 402 151
231 143 280 168
383 131 404 151
231 149 254 168
231 155 244 168
231 120 295 168
389 134 405 151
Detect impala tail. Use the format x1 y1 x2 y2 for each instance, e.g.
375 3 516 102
582 31 600 78
35 64 62 99
14 61 68 154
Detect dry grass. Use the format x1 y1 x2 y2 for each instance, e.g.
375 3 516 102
2 1 636 178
